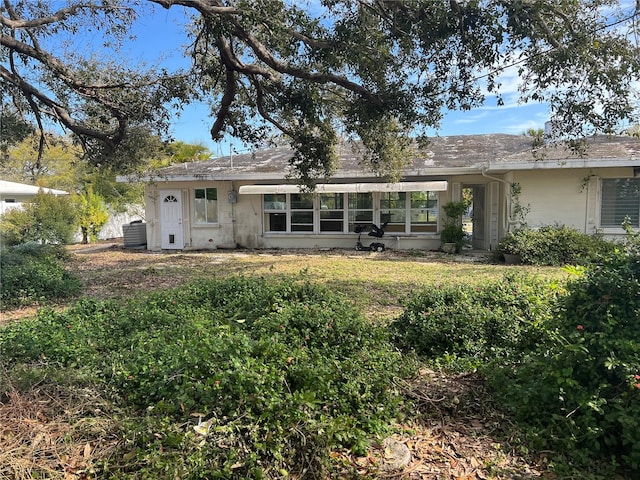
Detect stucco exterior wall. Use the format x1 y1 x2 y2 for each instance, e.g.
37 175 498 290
145 180 449 251
507 166 635 238
143 165 637 251
508 169 589 230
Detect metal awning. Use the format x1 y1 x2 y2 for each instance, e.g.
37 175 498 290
238 181 448 194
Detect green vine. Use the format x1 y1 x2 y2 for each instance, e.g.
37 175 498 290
510 183 530 226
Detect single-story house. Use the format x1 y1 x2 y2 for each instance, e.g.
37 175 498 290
0 180 68 215
129 133 640 252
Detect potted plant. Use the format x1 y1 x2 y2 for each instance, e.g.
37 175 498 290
497 228 526 264
440 201 468 253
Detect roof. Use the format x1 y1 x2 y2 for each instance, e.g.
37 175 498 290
140 133 640 182
0 180 69 196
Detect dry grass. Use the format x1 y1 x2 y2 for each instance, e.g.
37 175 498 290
35 244 563 324
0 370 119 480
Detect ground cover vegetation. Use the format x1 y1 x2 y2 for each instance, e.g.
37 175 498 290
0 231 638 478
394 233 640 477
1 276 414 478
0 242 81 309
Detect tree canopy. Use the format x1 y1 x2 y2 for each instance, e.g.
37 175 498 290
1 1 639 185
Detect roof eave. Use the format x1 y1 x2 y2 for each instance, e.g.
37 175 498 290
484 157 639 173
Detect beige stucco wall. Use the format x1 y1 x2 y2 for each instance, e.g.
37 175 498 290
145 180 447 251
507 169 589 230
144 166 637 251
508 166 635 238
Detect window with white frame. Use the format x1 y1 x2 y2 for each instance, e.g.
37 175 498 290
291 193 314 232
409 191 438 232
601 178 640 228
264 193 287 232
261 190 439 234
194 187 218 223
319 193 345 232
348 193 373 231
379 191 438 233
380 192 407 232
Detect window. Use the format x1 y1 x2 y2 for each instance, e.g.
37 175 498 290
601 178 640 228
409 191 438 233
291 193 314 232
380 192 407 233
348 193 373 231
264 194 287 232
194 188 218 223
319 193 345 232
379 191 438 233
261 190 439 234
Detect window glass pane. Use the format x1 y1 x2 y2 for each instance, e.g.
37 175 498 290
320 221 343 232
265 212 286 232
348 210 373 223
348 193 373 232
194 187 217 223
291 210 313 232
320 193 344 232
291 193 313 209
320 193 344 210
348 193 372 209
264 194 287 210
320 210 344 220
207 200 218 222
195 198 206 223
291 212 313 223
410 191 438 225
410 192 426 208
380 192 406 209
601 178 640 227
381 211 406 223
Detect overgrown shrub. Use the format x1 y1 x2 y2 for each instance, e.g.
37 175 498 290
0 191 77 245
0 242 81 309
497 225 616 266
0 276 415 478
392 272 560 367
488 252 640 475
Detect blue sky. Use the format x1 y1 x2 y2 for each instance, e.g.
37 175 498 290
126 4 615 158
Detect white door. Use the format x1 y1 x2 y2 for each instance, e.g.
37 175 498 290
159 190 184 249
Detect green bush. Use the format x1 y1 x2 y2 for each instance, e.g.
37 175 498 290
497 225 616 266
392 272 559 367
0 276 414 478
0 242 81 309
0 191 77 245
488 252 640 475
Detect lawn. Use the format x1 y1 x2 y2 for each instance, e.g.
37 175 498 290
0 246 587 479
63 246 564 323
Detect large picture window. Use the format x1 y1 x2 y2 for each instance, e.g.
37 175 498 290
194 187 218 223
261 190 439 234
601 178 640 228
